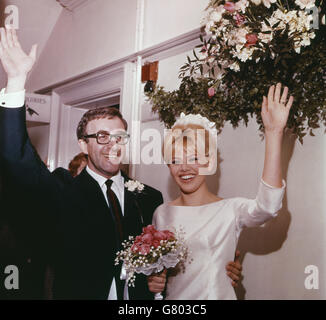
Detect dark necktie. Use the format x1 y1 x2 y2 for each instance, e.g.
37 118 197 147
105 179 124 242
105 179 125 300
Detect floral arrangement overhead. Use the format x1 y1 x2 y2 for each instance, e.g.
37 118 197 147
145 0 326 143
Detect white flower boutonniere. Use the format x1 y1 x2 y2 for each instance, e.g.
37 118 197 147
124 180 145 193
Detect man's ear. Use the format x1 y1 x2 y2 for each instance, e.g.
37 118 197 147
78 139 88 155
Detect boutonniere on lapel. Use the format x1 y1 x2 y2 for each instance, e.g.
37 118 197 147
124 180 145 193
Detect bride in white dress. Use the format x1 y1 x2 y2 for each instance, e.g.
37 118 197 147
149 83 293 299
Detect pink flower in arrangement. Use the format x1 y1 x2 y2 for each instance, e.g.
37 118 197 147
142 225 156 235
130 225 176 253
201 45 207 53
208 87 215 97
142 233 153 244
131 243 140 252
245 34 258 47
234 13 246 26
152 239 161 248
135 235 142 242
162 230 175 241
224 2 236 12
153 231 167 241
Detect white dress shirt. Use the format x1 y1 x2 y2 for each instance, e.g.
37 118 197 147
0 88 25 107
86 163 129 300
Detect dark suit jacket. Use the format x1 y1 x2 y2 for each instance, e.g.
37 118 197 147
0 106 163 300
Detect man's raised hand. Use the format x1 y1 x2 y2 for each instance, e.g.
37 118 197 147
0 26 37 92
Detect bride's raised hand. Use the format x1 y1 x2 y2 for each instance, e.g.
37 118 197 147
261 83 294 134
0 26 37 92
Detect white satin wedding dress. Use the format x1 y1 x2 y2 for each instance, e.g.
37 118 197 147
153 179 286 300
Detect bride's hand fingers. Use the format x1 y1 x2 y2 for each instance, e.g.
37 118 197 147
274 82 282 103
280 86 288 105
267 84 275 106
286 95 294 110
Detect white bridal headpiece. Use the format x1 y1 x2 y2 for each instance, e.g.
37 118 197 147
172 112 218 138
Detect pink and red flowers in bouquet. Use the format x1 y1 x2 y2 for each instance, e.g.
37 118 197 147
115 225 188 287
131 225 175 255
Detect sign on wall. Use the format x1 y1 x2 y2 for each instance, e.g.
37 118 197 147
25 93 52 123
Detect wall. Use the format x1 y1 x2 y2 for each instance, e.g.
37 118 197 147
142 0 209 48
28 0 138 91
56 106 86 169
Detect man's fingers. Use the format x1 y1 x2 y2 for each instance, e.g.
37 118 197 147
234 260 242 271
149 276 166 284
29 44 38 61
0 28 8 49
12 28 20 47
234 250 241 264
5 25 13 48
231 281 238 288
148 272 167 293
226 264 241 276
227 271 240 281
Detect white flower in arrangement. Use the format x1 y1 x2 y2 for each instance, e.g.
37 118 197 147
198 50 208 60
235 0 250 13
124 180 145 193
259 22 274 43
251 0 276 8
210 10 223 23
232 45 256 62
229 61 240 71
295 0 315 10
205 19 216 35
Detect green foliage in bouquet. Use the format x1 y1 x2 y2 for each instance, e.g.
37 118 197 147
146 0 326 143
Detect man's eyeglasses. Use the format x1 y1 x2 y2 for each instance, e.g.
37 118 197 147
83 130 130 145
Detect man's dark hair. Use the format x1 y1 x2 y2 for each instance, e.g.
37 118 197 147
76 106 128 140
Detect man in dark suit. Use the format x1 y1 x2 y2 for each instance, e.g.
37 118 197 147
0 27 242 300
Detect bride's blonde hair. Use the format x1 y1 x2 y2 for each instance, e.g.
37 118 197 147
162 123 217 174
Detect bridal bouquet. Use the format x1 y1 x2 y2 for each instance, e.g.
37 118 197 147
115 225 188 299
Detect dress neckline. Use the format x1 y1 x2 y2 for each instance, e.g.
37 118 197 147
166 198 227 208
